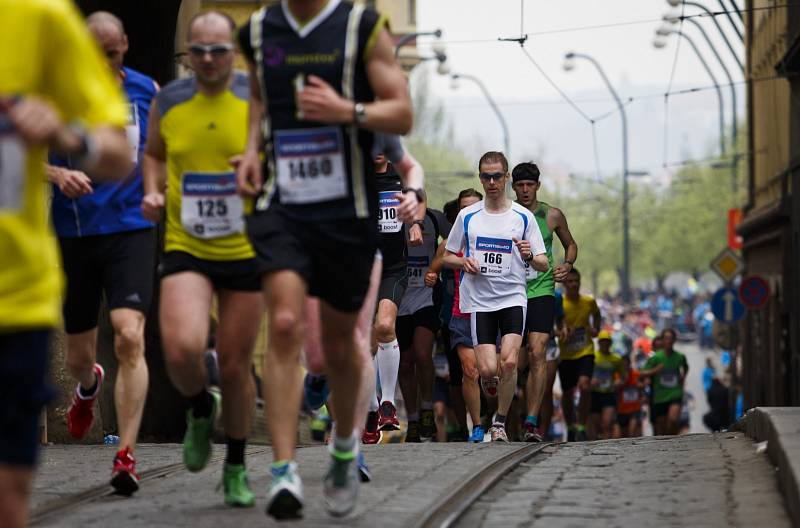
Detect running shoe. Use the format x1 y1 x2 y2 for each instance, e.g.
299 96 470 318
310 406 330 443
575 428 588 442
303 373 330 411
420 409 435 439
324 449 359 517
522 421 544 442
67 363 105 439
377 401 400 431
361 411 381 444
356 451 371 483
266 461 304 520
182 389 220 472
405 420 421 443
480 376 500 398
110 446 140 496
220 463 255 507
489 423 509 443
469 425 485 443
567 426 576 443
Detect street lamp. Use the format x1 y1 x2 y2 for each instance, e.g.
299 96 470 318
563 51 632 302
395 29 442 58
664 12 739 193
448 73 511 162
666 0 744 70
655 25 726 156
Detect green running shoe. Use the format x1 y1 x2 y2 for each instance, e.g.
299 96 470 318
182 389 220 472
220 463 255 507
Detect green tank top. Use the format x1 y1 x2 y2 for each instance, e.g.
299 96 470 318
526 201 555 298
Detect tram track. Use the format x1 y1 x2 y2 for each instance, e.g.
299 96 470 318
413 442 551 528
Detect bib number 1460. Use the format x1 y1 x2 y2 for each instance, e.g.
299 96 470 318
288 158 333 179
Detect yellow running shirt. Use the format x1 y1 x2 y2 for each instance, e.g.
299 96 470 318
559 294 600 360
155 73 254 261
0 0 127 331
592 350 625 394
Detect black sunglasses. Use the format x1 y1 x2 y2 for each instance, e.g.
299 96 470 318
479 172 505 181
188 43 234 57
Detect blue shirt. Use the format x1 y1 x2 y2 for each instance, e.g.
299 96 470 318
50 66 156 237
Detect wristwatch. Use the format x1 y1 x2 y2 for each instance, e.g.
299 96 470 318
564 259 575 266
412 219 425 228
353 102 367 126
403 187 426 203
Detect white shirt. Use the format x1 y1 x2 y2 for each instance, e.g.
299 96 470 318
445 200 544 313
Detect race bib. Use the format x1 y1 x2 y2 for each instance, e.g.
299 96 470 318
622 387 639 403
568 327 587 351
660 370 679 388
125 103 140 163
181 172 244 239
274 127 347 204
378 191 401 233
594 368 613 390
407 255 429 288
524 261 538 281
476 236 512 276
0 112 25 211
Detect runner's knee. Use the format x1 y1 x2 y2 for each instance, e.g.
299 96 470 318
113 324 145 365
270 308 303 346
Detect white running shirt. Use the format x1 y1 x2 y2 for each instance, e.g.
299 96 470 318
446 200 544 313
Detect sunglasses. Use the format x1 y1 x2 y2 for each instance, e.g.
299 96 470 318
479 172 505 181
188 43 234 57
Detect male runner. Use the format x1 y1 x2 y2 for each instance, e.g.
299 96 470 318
398 207 449 441
641 328 688 435
590 330 625 440
429 189 485 442
141 12 262 507
47 12 158 496
444 152 547 442
237 0 413 518
511 162 577 442
0 1 132 524
539 289 564 439
559 267 601 442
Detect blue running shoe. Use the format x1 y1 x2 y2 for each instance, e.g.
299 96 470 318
356 451 371 483
469 425 485 443
304 374 329 411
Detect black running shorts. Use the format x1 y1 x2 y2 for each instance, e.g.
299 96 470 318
470 306 525 346
59 228 156 334
558 354 595 393
378 263 408 306
526 295 556 334
590 392 617 414
246 207 377 313
159 251 263 292
396 305 442 351
0 330 53 467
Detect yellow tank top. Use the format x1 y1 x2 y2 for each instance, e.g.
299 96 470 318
156 72 254 261
0 0 127 331
559 294 599 360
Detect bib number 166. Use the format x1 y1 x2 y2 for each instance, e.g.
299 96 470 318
483 252 503 264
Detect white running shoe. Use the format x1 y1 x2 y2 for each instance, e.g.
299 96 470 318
266 461 304 520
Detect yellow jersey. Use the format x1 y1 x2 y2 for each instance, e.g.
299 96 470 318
559 294 600 360
0 0 127 332
592 350 625 394
155 72 254 261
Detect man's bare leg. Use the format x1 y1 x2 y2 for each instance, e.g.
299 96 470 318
496 334 522 428
0 466 32 528
539 360 559 438
458 345 481 427
109 308 148 451
524 331 548 435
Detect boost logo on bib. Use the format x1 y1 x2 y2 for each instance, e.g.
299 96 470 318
475 236 512 276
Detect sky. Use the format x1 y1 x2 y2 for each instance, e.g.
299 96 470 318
413 0 745 180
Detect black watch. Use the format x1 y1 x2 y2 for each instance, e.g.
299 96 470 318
564 260 574 266
403 187 426 203
412 219 425 228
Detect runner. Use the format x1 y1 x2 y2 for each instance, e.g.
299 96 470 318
237 0 414 518
589 330 625 440
616 354 644 438
141 11 263 507
443 152 547 442
539 290 564 440
558 267 601 442
46 12 158 496
511 162 577 442
641 328 689 435
398 207 449 442
429 189 485 442
0 1 132 524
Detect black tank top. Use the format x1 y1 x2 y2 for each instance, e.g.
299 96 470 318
375 164 405 269
240 1 384 221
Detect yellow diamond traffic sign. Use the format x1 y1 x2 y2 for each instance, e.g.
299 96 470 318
710 247 744 283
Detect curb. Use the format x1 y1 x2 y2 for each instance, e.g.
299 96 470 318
732 407 800 526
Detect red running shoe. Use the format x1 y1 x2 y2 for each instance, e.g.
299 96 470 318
377 401 399 431
361 411 381 444
111 447 140 496
67 364 105 439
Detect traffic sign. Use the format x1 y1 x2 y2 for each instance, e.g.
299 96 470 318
739 275 770 310
710 247 744 283
711 287 745 323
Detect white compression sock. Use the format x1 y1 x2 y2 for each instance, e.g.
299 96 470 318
375 340 400 405
370 355 380 411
